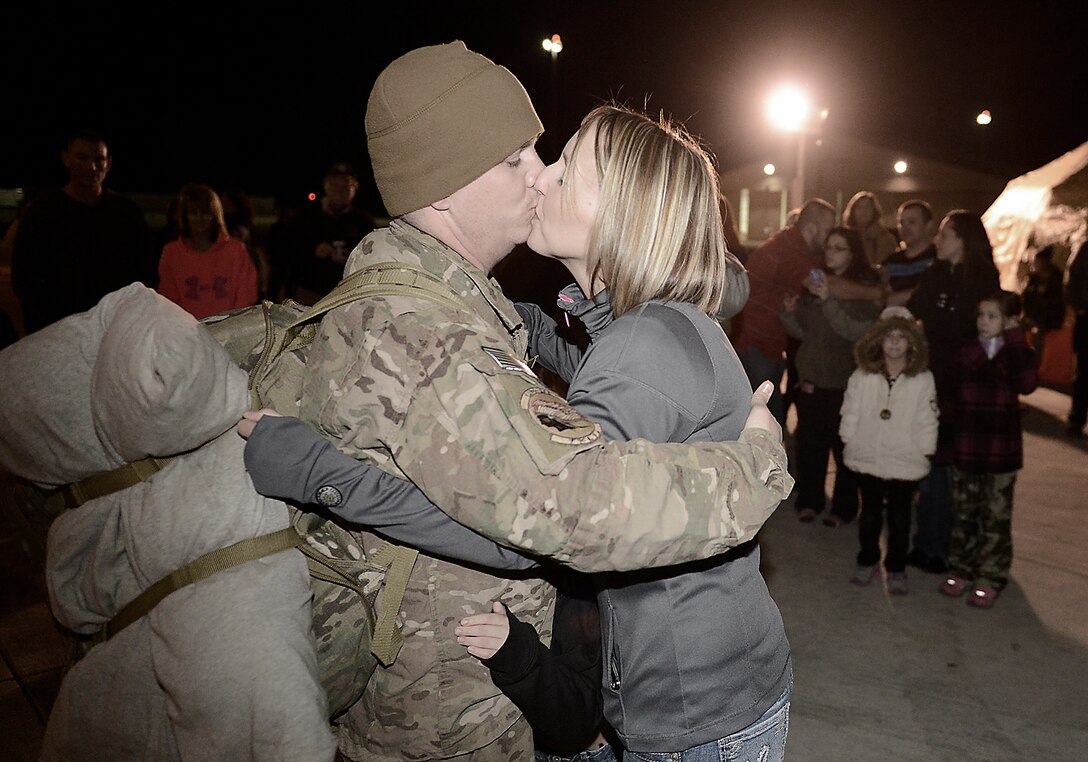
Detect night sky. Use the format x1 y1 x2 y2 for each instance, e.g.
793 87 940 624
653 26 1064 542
3 1 1085 215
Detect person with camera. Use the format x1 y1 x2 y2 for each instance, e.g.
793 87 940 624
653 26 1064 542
732 199 884 427
781 226 883 525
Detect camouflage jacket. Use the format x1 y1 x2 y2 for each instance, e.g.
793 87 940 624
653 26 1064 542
298 221 793 759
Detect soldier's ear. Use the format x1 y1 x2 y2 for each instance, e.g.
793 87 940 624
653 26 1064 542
430 196 452 212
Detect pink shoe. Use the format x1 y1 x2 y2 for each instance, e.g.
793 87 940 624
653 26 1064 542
967 584 999 609
939 575 972 597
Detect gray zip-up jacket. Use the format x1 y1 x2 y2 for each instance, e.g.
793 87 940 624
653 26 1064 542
519 285 791 752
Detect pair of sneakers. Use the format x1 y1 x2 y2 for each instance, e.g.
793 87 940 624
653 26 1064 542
850 565 908 595
940 575 999 609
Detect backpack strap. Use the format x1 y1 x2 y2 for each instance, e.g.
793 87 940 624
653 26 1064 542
46 456 172 512
249 262 470 408
97 526 304 642
291 510 419 667
366 542 419 666
301 262 469 319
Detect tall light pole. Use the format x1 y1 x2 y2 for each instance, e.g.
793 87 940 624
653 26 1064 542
765 85 827 212
542 34 563 158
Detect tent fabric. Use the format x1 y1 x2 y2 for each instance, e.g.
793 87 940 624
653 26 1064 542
983 140 1088 291
982 140 1088 386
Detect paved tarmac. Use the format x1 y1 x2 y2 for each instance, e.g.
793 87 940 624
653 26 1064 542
1 386 1086 761
762 384 1088 761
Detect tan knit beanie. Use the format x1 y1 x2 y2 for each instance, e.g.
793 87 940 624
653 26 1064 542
366 41 543 217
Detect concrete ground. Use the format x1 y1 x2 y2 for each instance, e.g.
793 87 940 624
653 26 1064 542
1 386 1086 761
762 384 1088 761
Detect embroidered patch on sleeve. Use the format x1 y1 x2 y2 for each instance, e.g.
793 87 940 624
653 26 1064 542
315 485 343 507
520 387 601 445
482 346 535 376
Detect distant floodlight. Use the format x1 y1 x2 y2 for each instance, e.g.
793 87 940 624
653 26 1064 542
766 86 810 133
542 34 563 53
893 160 908 174
976 109 992 126
763 163 776 176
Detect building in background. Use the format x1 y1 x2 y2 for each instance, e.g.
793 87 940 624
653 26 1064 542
719 134 1007 247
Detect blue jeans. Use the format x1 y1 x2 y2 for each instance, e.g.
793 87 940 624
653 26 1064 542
622 672 792 762
913 464 954 560
537 742 619 762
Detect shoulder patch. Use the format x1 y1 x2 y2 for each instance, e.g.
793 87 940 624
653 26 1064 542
482 346 535 376
520 387 601 445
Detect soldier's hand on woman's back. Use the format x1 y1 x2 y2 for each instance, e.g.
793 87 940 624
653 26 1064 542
236 407 282 439
743 381 782 442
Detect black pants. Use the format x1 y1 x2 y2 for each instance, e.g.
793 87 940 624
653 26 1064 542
793 384 858 521
856 473 919 572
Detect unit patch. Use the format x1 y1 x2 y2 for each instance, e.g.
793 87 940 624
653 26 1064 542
520 387 601 445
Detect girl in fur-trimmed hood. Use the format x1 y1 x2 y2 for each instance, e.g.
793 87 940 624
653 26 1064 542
853 305 929 376
840 306 938 594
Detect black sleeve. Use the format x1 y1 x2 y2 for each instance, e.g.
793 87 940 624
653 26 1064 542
482 581 603 755
244 415 538 570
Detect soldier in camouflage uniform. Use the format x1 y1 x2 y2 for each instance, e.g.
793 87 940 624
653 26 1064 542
295 41 793 761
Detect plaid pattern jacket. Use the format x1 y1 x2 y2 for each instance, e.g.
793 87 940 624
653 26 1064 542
947 326 1039 473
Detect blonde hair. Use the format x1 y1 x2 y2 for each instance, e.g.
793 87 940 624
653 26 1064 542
564 104 726 317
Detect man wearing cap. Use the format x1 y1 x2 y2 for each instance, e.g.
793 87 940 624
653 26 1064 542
295 41 793 760
285 162 375 305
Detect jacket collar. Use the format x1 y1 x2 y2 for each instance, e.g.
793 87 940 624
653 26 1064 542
556 283 613 341
388 219 523 337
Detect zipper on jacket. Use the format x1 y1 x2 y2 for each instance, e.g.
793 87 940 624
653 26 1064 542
606 599 621 690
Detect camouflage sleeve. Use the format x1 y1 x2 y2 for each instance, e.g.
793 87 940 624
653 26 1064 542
304 304 792 574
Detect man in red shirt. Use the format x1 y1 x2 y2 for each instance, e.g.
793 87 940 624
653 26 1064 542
732 198 884 427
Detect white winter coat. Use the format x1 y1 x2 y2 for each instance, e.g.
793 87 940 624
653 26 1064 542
839 369 938 481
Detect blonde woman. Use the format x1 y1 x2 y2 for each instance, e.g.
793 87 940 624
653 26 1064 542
512 104 791 761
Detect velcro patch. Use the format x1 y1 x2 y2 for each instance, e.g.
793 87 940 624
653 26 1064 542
520 387 601 445
482 346 535 376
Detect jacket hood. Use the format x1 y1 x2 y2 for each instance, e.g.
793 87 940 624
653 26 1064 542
854 312 929 375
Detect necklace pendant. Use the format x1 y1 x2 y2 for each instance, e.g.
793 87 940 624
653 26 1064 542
880 408 892 420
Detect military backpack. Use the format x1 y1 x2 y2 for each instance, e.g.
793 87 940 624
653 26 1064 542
51 261 471 719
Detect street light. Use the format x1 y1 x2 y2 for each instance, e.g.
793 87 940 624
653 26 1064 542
765 85 827 210
542 34 563 55
975 109 992 166
542 34 563 158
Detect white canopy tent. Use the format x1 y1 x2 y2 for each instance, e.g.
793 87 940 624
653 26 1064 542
983 140 1088 291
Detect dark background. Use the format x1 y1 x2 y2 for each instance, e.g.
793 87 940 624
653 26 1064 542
2 1 1085 216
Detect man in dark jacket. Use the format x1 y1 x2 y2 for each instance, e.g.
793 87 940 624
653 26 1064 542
12 130 156 333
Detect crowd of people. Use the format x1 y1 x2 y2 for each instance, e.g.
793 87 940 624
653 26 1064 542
1 133 380 338
0 37 1083 762
728 191 1052 608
